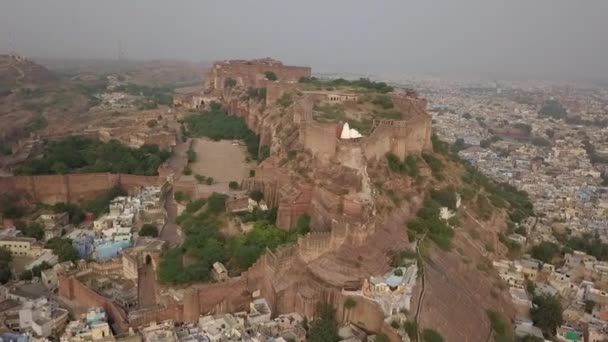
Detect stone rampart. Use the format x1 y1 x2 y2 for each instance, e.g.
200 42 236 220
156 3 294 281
58 274 130 333
0 173 165 204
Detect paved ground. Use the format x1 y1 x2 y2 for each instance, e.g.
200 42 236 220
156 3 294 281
187 138 252 183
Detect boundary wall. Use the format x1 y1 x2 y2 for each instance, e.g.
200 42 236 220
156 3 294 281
0 173 165 204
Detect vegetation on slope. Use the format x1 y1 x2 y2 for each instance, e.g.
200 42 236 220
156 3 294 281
407 189 457 250
184 103 261 160
299 77 394 94
158 193 309 285
17 136 170 176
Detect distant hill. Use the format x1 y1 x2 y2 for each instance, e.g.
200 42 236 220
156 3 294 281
0 55 92 144
0 55 56 87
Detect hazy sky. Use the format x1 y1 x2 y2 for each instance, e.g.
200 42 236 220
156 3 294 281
1 0 607 80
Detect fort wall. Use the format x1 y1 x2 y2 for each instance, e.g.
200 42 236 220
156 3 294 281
299 122 338 160
0 173 165 204
265 82 298 105
58 275 130 333
276 185 313 229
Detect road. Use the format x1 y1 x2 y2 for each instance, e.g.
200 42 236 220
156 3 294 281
160 188 183 247
158 138 189 247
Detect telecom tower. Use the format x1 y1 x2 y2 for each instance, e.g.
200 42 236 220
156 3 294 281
117 39 126 61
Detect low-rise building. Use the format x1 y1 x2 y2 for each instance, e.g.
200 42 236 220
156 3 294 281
61 307 114 342
18 298 69 338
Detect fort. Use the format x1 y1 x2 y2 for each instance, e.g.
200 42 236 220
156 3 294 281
51 59 503 341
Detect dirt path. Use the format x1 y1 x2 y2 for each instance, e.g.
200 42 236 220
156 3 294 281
414 235 427 341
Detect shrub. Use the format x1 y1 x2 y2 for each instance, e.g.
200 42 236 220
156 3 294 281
174 191 189 203
140 224 159 237
195 174 206 184
422 153 444 178
386 153 419 177
229 181 240 190
186 199 206 213
372 95 393 109
264 71 278 81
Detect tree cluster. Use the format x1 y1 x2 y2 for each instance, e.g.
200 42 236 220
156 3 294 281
184 106 261 160
0 248 12 284
159 193 307 285
299 77 393 93
539 100 567 119
17 136 170 176
46 237 79 262
408 194 455 250
140 224 159 237
386 153 419 177
307 303 339 342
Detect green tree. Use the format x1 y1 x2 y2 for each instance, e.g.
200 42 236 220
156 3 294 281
308 303 339 342
140 224 159 237
530 241 559 263
0 263 11 284
0 247 13 264
295 214 311 234
17 222 44 240
146 120 158 128
47 238 79 262
531 295 563 335
265 71 278 81
229 181 240 190
462 112 472 120
174 191 189 203
539 100 567 119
